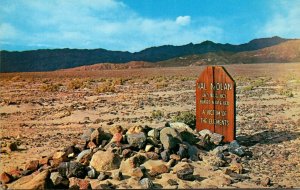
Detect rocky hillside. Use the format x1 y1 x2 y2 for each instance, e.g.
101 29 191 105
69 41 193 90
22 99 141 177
157 40 300 66
0 36 291 72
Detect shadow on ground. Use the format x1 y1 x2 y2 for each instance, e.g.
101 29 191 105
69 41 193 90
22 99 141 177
237 130 300 147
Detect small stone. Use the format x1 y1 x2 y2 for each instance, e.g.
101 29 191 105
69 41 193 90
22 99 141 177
228 140 245 157
139 178 154 189
0 172 13 184
160 150 170 162
50 172 69 187
64 145 80 156
127 125 144 135
166 159 176 169
147 129 159 139
177 144 188 159
131 167 144 180
167 179 178 186
90 128 102 145
145 144 153 152
145 152 159 160
112 133 123 144
8 168 22 179
127 132 147 149
52 151 68 167
81 128 95 142
86 166 97 179
211 145 228 155
229 163 243 174
122 149 132 158
210 133 224 145
39 156 49 165
112 171 123 181
21 170 32 176
199 129 212 137
76 149 92 165
261 177 271 187
149 164 169 176
58 162 86 179
109 125 123 135
25 160 39 171
170 154 181 161
183 142 200 161
7 142 18 151
69 177 91 189
87 141 97 149
177 166 194 181
97 172 109 181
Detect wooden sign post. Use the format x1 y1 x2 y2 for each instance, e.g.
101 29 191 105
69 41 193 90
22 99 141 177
196 66 236 142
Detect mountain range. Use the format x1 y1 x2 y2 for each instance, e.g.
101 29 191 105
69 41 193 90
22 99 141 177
0 36 299 72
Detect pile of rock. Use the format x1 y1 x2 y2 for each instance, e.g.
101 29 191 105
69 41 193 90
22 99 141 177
0 122 252 189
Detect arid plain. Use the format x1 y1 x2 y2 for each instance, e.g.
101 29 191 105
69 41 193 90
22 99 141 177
0 63 299 188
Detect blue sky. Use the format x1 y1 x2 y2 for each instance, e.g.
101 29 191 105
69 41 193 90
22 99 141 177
1 0 300 52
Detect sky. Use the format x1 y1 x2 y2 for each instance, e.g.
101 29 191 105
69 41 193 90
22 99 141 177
1 0 300 52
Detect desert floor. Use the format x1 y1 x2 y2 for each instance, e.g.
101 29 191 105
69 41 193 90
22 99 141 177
0 63 299 188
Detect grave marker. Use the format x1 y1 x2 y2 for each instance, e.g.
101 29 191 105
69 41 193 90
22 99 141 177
196 66 236 142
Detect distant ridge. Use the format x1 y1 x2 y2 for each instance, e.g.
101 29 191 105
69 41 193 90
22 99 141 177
0 36 296 72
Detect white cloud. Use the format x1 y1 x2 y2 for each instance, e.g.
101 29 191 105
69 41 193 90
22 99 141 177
0 0 223 51
261 1 300 38
176 16 191 26
0 23 18 40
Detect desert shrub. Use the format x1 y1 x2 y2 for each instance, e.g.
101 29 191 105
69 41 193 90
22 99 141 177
151 110 164 119
242 85 254 92
156 82 168 89
278 88 294 97
143 80 149 84
67 79 84 90
252 78 265 87
113 78 125 86
10 75 21 82
41 83 61 92
95 82 115 93
172 111 196 129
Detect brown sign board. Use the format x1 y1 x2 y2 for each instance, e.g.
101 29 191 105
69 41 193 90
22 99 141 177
196 66 236 142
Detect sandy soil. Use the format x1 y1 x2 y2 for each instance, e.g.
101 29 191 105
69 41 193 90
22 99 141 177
0 63 300 188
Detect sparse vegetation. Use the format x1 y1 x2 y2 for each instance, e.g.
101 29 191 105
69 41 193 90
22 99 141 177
156 82 168 89
172 111 196 129
242 85 254 92
278 88 294 97
41 83 62 92
151 110 164 119
67 79 84 90
95 82 115 93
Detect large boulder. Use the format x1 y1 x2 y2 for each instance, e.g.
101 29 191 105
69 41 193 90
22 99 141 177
90 150 121 172
9 170 51 189
168 122 194 134
159 127 182 150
